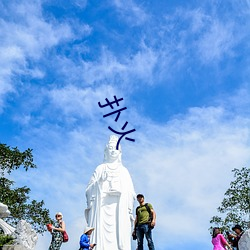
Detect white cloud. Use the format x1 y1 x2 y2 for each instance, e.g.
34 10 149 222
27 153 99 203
189 8 210 33
127 43 158 84
0 45 25 110
0 2 73 58
112 0 148 26
73 0 87 9
159 7 240 68
48 84 121 120
81 45 158 87
129 107 250 248
11 99 250 250
82 48 127 85
224 84 250 115
196 20 235 63
0 1 74 110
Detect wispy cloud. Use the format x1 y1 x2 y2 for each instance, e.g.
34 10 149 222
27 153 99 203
48 84 119 120
196 20 235 63
81 45 158 87
81 47 127 85
73 0 87 9
0 0 74 110
129 106 250 248
112 0 148 26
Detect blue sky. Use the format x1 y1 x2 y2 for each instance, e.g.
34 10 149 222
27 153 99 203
1 0 250 249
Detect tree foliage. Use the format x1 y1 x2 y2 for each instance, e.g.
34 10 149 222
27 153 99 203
0 143 52 233
0 144 36 175
210 167 250 232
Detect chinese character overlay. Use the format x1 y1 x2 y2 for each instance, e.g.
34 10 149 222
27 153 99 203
98 95 136 149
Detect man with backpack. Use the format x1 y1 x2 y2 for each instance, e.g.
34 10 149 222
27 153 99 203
132 194 156 250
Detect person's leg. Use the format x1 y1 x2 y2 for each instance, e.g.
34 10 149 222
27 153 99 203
136 224 146 250
49 238 55 250
145 225 155 250
53 238 62 250
48 243 52 250
57 240 63 250
49 234 62 250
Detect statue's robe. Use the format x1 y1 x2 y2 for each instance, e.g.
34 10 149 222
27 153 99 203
85 163 135 250
239 229 250 250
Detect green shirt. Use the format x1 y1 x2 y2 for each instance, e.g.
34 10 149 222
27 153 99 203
136 203 153 225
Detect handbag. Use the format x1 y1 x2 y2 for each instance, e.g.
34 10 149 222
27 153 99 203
62 231 69 242
46 224 52 232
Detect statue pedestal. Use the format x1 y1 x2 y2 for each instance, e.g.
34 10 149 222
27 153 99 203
1 245 26 250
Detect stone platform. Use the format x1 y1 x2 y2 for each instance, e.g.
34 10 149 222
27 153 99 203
1 245 26 250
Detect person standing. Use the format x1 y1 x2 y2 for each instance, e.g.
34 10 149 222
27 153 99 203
79 227 96 250
49 212 66 250
211 227 232 250
133 194 156 250
231 225 244 250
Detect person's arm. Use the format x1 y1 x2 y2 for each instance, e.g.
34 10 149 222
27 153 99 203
80 234 91 248
150 208 156 227
225 241 232 250
89 243 96 249
219 234 232 250
229 233 237 238
52 221 65 232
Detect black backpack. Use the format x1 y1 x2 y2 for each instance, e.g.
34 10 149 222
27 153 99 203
136 203 154 229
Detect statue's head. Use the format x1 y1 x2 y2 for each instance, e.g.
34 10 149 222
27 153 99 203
0 202 10 218
104 135 122 163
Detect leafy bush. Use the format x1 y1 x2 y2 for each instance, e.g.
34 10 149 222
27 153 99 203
0 234 14 246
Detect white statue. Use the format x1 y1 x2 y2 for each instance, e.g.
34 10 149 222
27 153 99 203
0 202 11 218
239 229 250 250
85 135 136 250
0 203 37 250
13 220 38 250
0 202 15 235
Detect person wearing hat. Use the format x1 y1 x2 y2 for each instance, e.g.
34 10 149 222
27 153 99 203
230 225 244 250
49 212 66 250
79 227 96 250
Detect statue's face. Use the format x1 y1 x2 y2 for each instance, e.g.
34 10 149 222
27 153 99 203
107 142 120 161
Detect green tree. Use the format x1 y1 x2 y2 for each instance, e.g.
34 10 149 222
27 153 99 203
0 143 52 233
210 167 250 232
